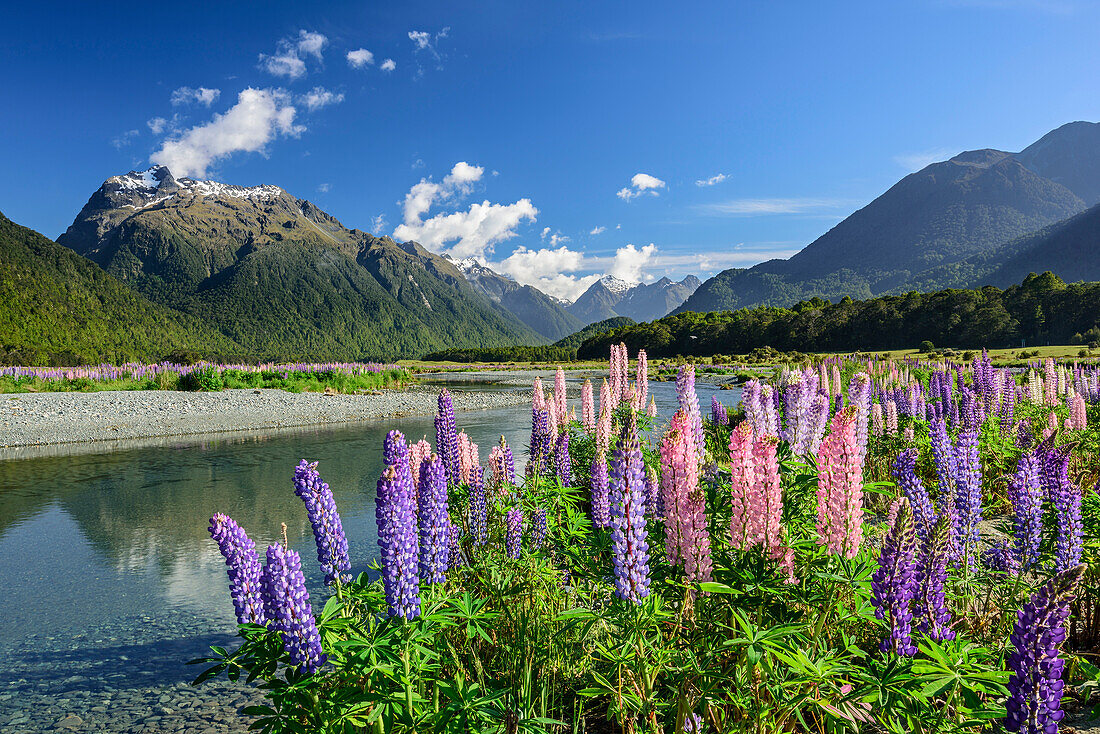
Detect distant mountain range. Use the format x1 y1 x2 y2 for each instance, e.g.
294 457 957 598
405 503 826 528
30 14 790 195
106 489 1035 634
678 121 1100 315
568 274 701 324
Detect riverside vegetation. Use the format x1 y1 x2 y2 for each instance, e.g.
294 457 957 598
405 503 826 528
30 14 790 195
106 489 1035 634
200 348 1099 733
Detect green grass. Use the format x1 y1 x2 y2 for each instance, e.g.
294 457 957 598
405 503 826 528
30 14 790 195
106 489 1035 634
0 368 410 394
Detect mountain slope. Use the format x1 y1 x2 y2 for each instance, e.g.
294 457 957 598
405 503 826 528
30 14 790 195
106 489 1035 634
569 275 700 324
677 122 1100 315
980 202 1100 287
0 210 240 365
452 258 582 340
56 167 540 360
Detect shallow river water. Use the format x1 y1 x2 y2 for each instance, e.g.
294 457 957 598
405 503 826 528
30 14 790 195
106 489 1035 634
0 374 737 733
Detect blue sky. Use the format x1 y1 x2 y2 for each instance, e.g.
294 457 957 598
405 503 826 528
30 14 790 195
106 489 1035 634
2 0 1099 299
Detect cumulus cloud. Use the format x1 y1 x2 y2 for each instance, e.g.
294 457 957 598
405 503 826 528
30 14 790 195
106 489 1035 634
147 117 168 134
590 226 606 235
609 243 657 283
393 161 538 259
493 246 599 301
381 58 397 72
259 30 328 80
301 86 345 111
695 173 727 187
371 213 387 233
150 88 304 178
617 172 666 200
408 30 432 50
170 86 221 107
346 48 374 68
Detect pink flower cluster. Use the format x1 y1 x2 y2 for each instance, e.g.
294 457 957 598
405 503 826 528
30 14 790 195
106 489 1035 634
727 421 793 580
457 433 479 486
660 411 712 585
581 379 595 433
609 343 631 405
633 349 648 411
816 409 865 558
408 439 432 492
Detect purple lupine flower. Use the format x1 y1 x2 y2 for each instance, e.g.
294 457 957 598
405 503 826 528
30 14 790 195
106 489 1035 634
929 418 955 495
208 514 266 625
609 416 651 603
1016 419 1033 450
676 365 705 462
469 465 488 546
644 466 662 519
376 431 421 620
1008 453 1043 571
555 431 572 486
1041 448 1083 573
891 449 935 540
447 522 465 570
848 373 872 462
591 455 611 528
499 435 515 486
293 460 351 586
261 543 325 674
913 514 955 642
711 395 728 426
417 455 450 584
682 713 703 733
506 507 523 559
532 507 547 549
528 408 553 478
435 390 460 487
1005 565 1086 734
983 540 1021 576
871 497 918 655
953 430 982 559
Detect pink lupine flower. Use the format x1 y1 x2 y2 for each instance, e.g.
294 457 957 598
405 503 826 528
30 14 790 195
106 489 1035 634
647 397 657 417
554 367 568 422
660 411 712 585
871 403 884 436
635 349 648 410
409 439 432 492
597 380 613 454
1044 359 1057 405
1070 393 1087 431
885 400 898 435
533 377 544 411
581 379 595 434
728 421 755 549
750 435 783 551
904 424 915 442
816 408 864 558
1042 411 1059 440
457 433 479 486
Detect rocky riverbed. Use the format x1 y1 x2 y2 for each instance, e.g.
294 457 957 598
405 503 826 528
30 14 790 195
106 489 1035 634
0 385 530 450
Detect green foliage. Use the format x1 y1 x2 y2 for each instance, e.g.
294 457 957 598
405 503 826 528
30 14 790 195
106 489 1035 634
421 317 636 363
579 273 1100 358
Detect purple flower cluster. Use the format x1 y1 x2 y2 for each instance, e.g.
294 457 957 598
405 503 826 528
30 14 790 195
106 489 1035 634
532 506 547 549
742 380 779 437
644 466 662 519
506 507 523 559
417 455 450 584
848 373 872 462
261 543 326 674
293 460 351 586
555 431 572 486
208 514 266 625
435 390 460 487
1005 565 1086 734
376 430 421 620
1040 448 1083 573
469 465 488 546
871 498 918 655
529 408 553 478
953 430 982 559
1008 453 1043 571
929 419 955 495
891 449 935 540
590 456 611 528
609 417 651 603
913 514 954 642
711 395 728 426
983 540 1021 576
498 435 515 486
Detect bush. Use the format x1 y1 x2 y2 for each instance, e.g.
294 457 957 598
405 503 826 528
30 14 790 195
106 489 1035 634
179 365 223 391
919 340 935 352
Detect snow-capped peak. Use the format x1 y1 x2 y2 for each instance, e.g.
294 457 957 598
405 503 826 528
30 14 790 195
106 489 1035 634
105 166 284 208
598 274 636 295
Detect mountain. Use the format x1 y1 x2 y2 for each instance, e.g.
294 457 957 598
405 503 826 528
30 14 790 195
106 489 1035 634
677 121 1100 315
56 167 540 360
980 202 1100 287
0 210 240 365
568 275 700 324
615 276 701 322
450 258 583 340
553 316 636 350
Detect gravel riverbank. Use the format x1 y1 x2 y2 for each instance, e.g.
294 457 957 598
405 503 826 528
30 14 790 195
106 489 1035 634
0 385 530 450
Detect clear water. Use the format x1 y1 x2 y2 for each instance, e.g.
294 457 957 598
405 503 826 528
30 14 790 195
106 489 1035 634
0 375 737 728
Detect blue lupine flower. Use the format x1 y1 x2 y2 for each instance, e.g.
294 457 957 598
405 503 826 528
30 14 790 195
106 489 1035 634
261 543 325 674
293 460 351 586
208 513 266 625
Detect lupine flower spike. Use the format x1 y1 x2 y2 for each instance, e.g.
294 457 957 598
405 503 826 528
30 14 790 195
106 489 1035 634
293 460 351 586
209 514 266 625
871 498 918 656
261 543 326 674
609 415 651 603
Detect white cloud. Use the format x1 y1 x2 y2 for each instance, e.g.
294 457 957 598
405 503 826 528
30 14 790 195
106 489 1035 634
393 162 537 259
147 117 168 134
381 58 396 72
590 226 606 235
150 88 304 178
259 30 328 80
111 129 139 149
493 246 599 301
346 48 375 68
893 147 957 172
609 243 657 283
408 30 432 50
697 197 857 216
371 214 387 232
617 172 666 200
695 173 728 187
170 86 221 107
301 86 345 111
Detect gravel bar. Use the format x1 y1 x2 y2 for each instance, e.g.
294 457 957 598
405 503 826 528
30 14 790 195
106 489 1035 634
0 386 530 450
